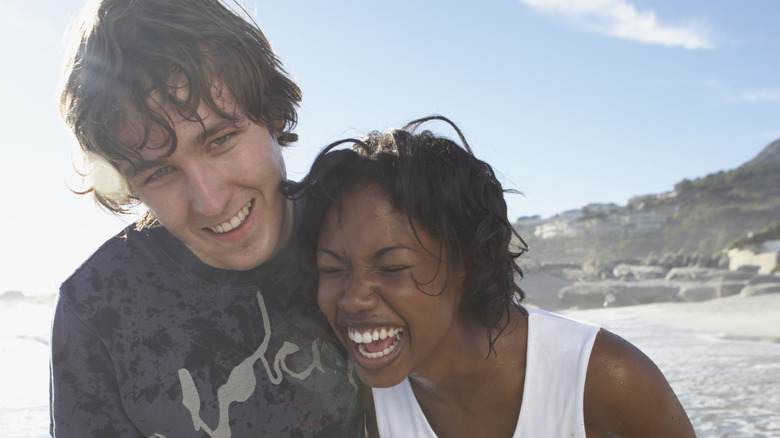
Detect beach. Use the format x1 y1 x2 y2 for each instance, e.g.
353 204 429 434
563 293 780 437
562 292 780 343
2 292 780 437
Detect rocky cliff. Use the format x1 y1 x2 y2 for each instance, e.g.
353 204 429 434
516 137 780 263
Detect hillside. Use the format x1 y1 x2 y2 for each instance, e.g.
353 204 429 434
517 138 780 263
743 137 780 167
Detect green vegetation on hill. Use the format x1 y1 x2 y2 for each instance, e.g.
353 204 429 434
518 140 780 263
725 221 780 251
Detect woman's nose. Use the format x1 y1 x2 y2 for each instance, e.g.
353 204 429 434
339 271 379 313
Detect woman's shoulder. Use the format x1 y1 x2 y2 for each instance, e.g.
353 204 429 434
522 305 601 345
583 329 696 437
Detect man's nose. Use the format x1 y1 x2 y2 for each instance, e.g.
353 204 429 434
186 165 227 216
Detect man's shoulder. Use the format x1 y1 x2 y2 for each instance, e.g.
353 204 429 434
59 224 168 299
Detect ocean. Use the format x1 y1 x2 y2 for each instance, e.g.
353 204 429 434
2 296 779 437
568 310 780 438
1 297 53 438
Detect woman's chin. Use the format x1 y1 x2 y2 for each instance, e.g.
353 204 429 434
350 338 408 388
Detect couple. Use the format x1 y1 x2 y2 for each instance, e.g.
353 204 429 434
50 0 695 437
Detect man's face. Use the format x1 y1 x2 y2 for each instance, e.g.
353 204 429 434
121 87 293 271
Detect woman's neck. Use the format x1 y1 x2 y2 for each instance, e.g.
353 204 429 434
406 306 528 437
409 306 527 411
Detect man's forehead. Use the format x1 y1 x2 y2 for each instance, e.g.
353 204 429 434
115 115 170 149
114 85 242 172
113 115 174 172
118 77 237 136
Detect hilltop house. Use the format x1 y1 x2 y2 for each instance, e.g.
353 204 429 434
528 207 669 240
727 240 780 274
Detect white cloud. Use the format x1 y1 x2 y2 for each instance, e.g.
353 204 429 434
518 0 715 49
739 87 780 103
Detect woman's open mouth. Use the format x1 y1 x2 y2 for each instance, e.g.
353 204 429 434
347 326 404 359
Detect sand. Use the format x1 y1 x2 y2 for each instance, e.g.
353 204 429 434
560 293 780 343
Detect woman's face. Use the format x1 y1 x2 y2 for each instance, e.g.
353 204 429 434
316 186 464 388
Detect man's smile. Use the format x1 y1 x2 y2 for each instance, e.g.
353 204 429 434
208 200 253 234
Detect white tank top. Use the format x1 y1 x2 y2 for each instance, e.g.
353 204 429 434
372 306 600 437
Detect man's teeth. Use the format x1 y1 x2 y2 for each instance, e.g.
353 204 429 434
348 327 403 359
209 201 252 233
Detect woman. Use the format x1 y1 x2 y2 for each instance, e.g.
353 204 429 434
285 116 695 437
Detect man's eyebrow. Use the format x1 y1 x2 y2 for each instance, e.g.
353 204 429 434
196 117 241 145
131 158 169 174
125 117 244 176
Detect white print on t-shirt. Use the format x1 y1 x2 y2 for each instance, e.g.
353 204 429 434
178 290 326 438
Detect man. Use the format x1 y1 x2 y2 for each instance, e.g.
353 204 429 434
50 0 362 436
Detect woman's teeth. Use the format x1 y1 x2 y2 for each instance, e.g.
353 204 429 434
349 327 402 344
348 327 403 359
209 200 252 233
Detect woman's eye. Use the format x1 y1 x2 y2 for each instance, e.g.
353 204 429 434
318 267 343 275
381 265 409 273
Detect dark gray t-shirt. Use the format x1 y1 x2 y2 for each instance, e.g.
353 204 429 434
50 213 362 437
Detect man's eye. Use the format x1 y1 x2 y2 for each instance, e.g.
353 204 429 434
212 134 231 147
149 166 172 180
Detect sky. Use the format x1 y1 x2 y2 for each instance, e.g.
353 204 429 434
1 0 778 296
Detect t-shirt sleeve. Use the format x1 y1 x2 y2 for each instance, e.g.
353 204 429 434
49 293 144 437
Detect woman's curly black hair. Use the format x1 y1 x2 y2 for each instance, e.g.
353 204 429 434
283 115 528 354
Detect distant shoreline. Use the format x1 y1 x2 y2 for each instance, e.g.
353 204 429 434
0 291 57 306
561 293 780 343
6 290 779 343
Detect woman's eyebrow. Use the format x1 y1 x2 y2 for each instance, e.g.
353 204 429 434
316 248 343 261
317 246 412 258
373 246 413 259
